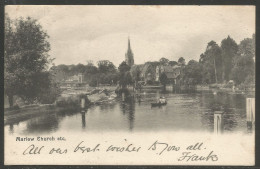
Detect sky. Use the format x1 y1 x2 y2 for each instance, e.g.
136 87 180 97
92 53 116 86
6 5 255 67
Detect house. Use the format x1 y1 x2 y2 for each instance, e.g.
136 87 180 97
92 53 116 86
65 73 83 83
156 65 181 84
140 64 155 82
60 73 85 89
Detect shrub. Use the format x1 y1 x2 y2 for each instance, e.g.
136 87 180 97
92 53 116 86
39 83 61 104
89 78 98 87
56 94 91 107
56 97 78 107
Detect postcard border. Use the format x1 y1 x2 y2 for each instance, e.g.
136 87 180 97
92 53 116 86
0 0 258 169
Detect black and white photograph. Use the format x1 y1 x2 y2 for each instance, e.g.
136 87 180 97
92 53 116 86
4 5 255 165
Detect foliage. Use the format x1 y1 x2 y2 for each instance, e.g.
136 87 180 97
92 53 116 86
56 94 91 108
159 57 169 65
56 97 79 107
199 41 222 84
145 61 160 68
180 60 202 85
130 65 141 83
38 77 61 104
97 60 116 73
118 61 132 88
118 61 131 73
197 35 255 86
230 35 255 85
159 72 168 86
231 53 254 85
178 57 186 66
4 16 54 106
221 36 238 82
169 61 178 66
88 76 99 87
50 60 119 86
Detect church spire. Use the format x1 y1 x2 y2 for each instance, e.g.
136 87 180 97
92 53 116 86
125 37 134 67
128 37 131 50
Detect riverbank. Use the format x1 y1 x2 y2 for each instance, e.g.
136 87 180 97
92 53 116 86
4 87 118 125
196 84 255 94
4 104 81 125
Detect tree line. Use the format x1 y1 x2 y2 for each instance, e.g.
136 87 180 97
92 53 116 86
178 35 255 87
50 60 119 86
50 56 186 87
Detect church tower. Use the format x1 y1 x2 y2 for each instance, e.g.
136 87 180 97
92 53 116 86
125 37 134 67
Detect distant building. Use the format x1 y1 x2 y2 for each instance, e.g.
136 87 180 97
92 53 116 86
59 73 85 89
125 37 134 67
65 73 83 83
140 64 154 82
156 65 181 84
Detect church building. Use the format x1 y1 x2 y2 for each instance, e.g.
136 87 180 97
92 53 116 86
125 38 134 67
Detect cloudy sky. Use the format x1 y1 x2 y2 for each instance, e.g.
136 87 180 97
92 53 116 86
6 5 255 66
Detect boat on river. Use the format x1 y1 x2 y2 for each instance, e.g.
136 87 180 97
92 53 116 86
151 97 167 107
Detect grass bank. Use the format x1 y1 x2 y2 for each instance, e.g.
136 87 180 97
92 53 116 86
4 104 81 125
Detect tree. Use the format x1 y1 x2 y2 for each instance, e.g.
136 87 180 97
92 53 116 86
130 65 141 89
4 16 52 106
84 64 98 74
180 60 202 85
231 35 255 85
169 61 178 66
201 41 222 84
38 73 61 104
221 36 238 82
97 60 116 73
75 64 87 73
231 55 254 85
159 72 168 90
159 57 169 65
118 61 131 73
130 65 141 81
118 61 132 88
86 60 94 66
178 57 186 66
145 61 160 68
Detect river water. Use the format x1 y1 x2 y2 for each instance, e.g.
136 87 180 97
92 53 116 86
5 89 252 135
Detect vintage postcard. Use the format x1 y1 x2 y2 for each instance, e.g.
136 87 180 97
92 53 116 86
4 5 255 165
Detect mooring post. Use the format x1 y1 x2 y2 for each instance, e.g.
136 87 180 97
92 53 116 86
122 92 125 101
81 98 85 109
81 111 86 128
246 98 255 131
214 111 224 134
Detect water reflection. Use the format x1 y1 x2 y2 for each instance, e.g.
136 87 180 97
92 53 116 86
25 114 60 134
9 124 14 134
81 110 87 129
198 91 247 133
5 90 251 135
120 97 135 131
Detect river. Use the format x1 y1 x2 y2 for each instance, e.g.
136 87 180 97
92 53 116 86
5 89 252 135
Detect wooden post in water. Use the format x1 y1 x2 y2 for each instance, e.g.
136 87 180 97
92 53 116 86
81 98 85 109
122 92 125 101
214 111 224 134
246 98 255 131
81 111 86 128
